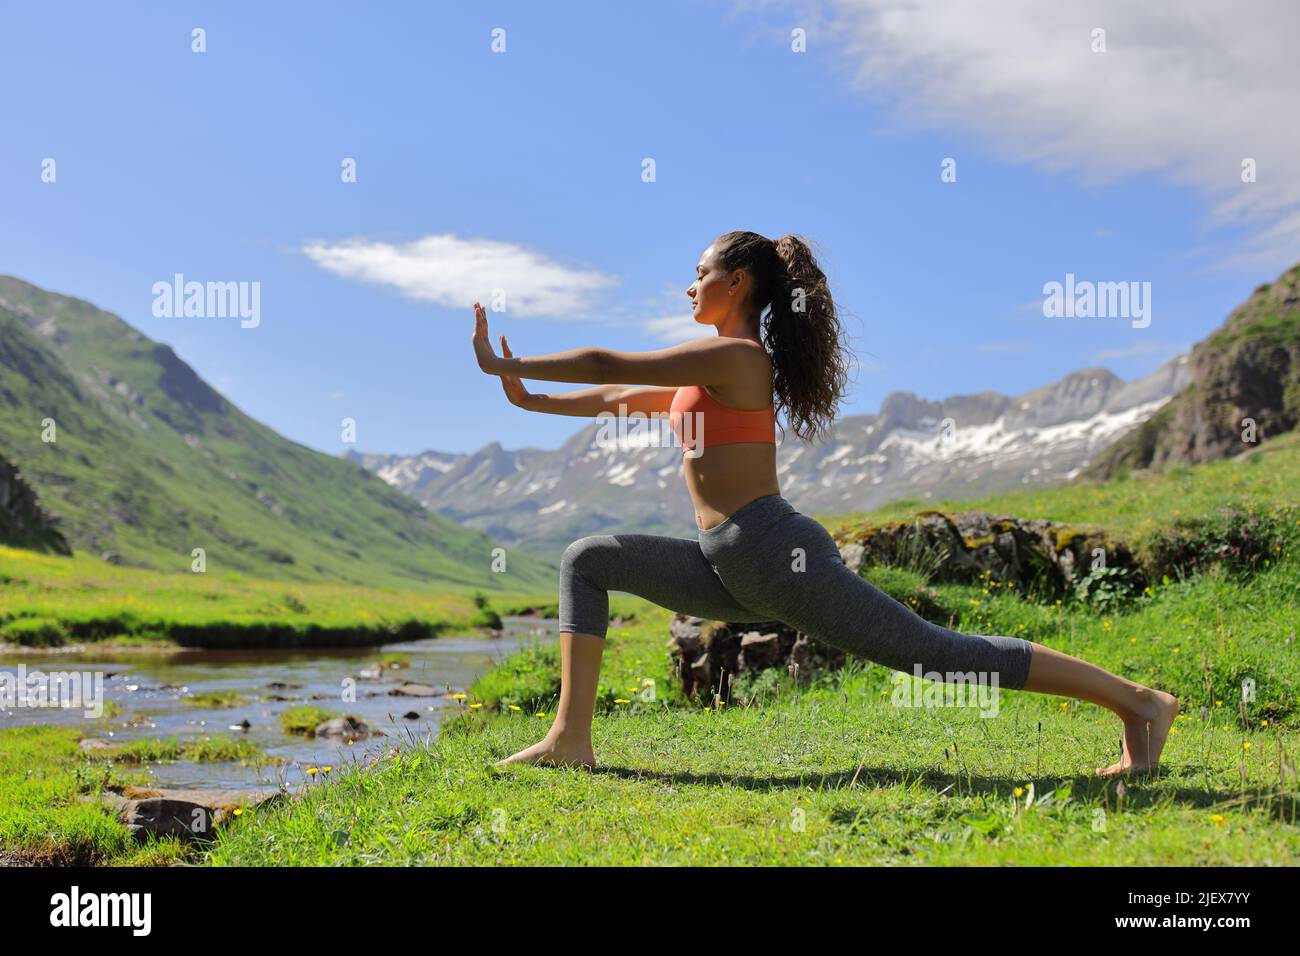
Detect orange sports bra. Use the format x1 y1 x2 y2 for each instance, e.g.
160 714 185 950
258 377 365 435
669 385 776 455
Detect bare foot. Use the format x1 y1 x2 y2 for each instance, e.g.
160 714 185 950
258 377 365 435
1096 689 1180 777
496 735 596 770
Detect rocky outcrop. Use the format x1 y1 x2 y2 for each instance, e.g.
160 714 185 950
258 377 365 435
0 453 71 554
90 786 281 843
314 715 370 739
668 614 848 703
1084 262 1300 478
831 509 1142 593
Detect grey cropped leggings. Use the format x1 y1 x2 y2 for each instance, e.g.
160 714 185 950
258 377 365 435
558 493 1034 689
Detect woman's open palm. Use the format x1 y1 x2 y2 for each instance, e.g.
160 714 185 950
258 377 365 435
497 334 530 407
471 302 499 372
473 303 530 407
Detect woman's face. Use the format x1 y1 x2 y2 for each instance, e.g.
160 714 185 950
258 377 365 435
687 245 738 326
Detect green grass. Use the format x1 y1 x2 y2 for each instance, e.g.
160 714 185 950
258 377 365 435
0 728 200 868
206 647 1300 865
279 706 342 736
100 735 265 765
0 545 551 648
204 534 1300 865
208 711 1295 865
0 724 279 865
1209 308 1300 351
181 691 252 709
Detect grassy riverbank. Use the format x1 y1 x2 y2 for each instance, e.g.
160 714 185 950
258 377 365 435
0 725 263 865
0 546 551 649
0 552 554 864
203 440 1300 865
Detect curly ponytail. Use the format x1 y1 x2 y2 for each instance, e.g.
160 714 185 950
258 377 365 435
713 230 851 445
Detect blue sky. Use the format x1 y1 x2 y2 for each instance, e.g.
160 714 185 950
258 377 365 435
3 1 1297 457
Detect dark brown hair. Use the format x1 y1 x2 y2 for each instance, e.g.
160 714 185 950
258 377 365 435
713 231 851 444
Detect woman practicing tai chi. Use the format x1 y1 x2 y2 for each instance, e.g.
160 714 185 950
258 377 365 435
470 231 1179 776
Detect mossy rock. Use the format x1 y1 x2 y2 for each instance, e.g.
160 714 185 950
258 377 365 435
1052 527 1089 550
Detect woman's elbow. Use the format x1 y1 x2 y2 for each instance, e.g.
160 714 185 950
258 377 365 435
590 348 614 384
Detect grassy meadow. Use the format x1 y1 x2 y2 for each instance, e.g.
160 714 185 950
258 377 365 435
204 434 1300 865
205 548 1300 865
0 545 549 648
2 433 1297 865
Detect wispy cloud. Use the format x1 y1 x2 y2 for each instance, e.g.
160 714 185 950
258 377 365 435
301 233 620 317
644 311 707 343
1089 340 1185 362
793 0 1300 271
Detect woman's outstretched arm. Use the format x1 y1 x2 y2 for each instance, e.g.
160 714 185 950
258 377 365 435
472 305 678 416
472 302 753 387
516 385 678 417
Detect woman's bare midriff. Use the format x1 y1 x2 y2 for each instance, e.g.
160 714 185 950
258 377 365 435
684 442 781 531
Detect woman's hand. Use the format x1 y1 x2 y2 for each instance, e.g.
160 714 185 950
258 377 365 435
472 302 503 374
497 334 532 408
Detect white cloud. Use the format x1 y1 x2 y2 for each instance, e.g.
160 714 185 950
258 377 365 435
644 311 708 343
800 0 1300 270
301 233 619 317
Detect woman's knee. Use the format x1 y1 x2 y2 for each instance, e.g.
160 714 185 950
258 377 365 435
561 535 618 586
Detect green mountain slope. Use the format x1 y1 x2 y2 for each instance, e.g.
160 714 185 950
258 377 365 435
0 276 555 591
1083 262 1300 480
